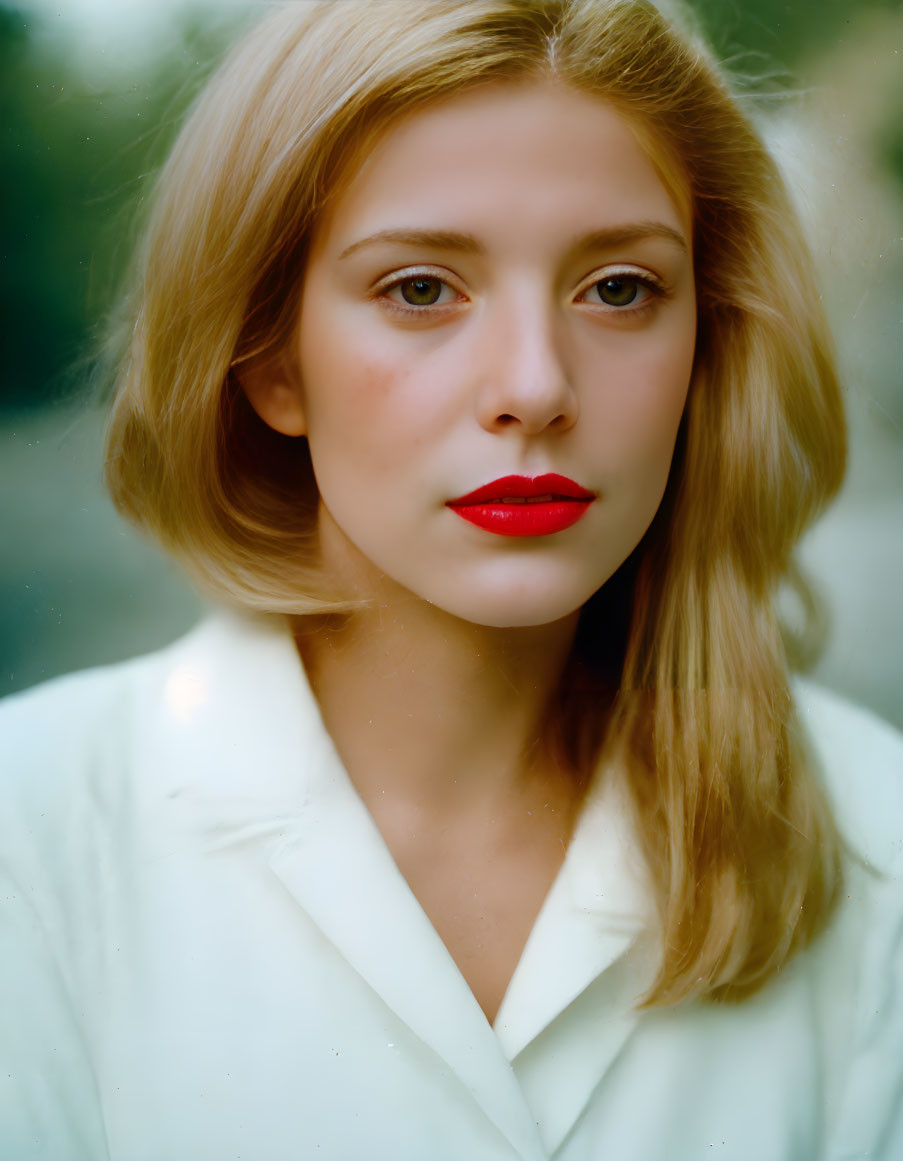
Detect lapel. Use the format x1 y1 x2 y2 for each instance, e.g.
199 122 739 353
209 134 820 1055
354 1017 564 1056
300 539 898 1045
493 771 657 1155
145 610 546 1161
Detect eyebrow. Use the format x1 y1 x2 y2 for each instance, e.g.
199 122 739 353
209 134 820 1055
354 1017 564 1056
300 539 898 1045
338 221 689 262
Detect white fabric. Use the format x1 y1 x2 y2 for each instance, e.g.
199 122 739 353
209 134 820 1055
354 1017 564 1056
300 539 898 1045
1 608 901 1160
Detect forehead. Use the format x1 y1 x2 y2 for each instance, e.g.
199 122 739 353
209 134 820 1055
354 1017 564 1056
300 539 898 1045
311 80 692 260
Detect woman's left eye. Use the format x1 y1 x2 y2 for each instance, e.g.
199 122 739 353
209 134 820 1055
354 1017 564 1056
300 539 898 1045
577 271 662 310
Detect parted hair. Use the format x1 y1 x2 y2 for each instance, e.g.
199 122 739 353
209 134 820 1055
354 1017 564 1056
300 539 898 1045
105 0 846 1007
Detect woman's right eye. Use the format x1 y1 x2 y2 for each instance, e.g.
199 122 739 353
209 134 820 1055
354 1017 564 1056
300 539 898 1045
393 276 445 306
375 271 464 315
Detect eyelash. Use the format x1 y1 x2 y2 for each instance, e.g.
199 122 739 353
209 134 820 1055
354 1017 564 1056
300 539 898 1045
371 265 669 319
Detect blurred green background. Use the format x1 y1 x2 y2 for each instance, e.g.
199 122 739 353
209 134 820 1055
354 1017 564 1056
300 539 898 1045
2 0 902 726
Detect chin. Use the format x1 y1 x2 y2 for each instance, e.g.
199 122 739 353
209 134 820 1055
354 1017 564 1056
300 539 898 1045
423 580 597 631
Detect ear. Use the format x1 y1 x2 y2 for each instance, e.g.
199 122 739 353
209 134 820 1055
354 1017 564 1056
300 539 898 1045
237 351 307 438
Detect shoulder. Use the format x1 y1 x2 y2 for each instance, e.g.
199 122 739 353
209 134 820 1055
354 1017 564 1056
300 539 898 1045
0 608 292 743
0 620 205 779
0 614 232 811
791 675 903 874
789 681 903 1157
0 609 304 823
0 628 191 857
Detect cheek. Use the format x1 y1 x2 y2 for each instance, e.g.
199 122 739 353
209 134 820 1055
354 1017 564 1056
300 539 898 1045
301 348 448 493
299 301 461 475
299 307 400 461
586 323 694 480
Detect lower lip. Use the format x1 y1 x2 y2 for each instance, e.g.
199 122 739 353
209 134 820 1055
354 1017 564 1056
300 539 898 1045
447 500 593 537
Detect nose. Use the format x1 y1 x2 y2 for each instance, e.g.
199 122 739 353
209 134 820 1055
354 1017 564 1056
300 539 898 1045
474 292 578 436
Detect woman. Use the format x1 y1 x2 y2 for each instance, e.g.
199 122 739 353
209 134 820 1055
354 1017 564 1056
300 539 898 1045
2 1 900 1158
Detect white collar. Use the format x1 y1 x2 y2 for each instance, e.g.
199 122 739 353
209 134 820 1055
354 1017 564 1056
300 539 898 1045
144 607 656 1156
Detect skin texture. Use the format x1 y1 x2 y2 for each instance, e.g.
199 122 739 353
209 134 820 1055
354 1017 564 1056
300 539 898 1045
243 80 697 1023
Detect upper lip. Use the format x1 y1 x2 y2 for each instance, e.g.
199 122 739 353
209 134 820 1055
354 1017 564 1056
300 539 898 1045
447 473 596 505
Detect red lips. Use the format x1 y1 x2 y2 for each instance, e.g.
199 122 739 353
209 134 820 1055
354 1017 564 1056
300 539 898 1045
446 473 596 537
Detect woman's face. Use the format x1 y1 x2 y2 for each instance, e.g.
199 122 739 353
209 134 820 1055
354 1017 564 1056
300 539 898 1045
263 81 696 627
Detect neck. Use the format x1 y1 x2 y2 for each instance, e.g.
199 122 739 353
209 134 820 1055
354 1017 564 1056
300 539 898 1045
293 592 581 817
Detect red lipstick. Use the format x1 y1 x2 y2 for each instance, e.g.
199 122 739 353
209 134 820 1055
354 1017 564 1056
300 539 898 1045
446 473 596 537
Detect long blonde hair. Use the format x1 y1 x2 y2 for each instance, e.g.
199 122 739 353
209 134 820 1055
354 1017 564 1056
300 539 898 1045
105 0 846 1007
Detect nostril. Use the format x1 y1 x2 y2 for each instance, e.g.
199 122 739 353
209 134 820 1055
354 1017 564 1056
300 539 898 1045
497 414 517 426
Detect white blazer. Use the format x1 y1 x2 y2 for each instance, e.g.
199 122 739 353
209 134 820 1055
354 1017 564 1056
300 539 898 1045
1 609 901 1160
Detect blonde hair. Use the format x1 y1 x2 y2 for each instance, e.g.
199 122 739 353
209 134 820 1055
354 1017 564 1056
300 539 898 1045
105 0 846 1006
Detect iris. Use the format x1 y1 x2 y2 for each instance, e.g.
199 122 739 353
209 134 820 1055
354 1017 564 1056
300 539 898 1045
597 276 639 306
400 277 443 306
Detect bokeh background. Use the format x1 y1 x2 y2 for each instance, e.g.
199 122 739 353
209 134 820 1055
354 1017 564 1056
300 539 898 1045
2 0 901 728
